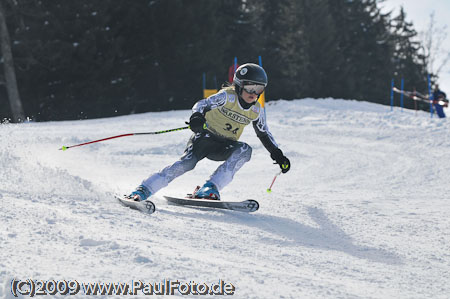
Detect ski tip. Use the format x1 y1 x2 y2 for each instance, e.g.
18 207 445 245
116 194 156 214
246 199 259 212
139 200 156 214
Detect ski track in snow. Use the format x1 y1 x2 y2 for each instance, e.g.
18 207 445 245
1 99 449 298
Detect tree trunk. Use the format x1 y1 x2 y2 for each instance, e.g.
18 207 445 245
0 2 25 123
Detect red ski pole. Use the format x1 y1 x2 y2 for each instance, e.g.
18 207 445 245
59 125 189 151
267 170 282 193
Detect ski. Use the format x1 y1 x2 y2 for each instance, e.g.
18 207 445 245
115 195 156 214
392 87 449 106
393 87 428 100
164 196 259 213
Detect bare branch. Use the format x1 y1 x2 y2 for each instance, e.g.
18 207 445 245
419 11 450 79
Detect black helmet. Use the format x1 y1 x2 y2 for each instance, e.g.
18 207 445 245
233 63 268 87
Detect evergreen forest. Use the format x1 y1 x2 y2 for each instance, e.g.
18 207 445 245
0 0 434 121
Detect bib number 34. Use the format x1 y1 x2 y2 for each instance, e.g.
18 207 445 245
224 123 239 135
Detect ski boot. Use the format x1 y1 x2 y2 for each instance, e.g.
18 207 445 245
127 185 152 202
193 181 220 200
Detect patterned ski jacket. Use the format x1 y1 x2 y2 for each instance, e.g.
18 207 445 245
192 86 279 155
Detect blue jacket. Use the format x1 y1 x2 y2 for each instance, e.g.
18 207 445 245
432 89 447 101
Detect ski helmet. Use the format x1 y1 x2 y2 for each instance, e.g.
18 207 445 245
233 63 268 88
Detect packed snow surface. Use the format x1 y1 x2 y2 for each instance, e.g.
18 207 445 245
1 99 449 298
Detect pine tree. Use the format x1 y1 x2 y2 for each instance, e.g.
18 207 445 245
327 0 395 102
253 0 304 100
390 7 428 108
300 0 341 98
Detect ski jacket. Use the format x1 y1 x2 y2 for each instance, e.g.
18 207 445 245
433 89 447 101
192 86 279 154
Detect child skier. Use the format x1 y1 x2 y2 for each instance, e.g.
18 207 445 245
127 63 290 201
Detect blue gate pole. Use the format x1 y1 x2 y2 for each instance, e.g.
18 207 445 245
427 74 433 118
390 79 394 111
400 78 404 112
234 57 238 72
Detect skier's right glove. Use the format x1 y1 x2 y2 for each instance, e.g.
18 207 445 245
188 112 206 133
271 148 291 173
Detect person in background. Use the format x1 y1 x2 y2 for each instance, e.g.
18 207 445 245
432 84 447 118
126 63 291 201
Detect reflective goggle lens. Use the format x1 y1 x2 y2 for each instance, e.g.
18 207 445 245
243 84 265 95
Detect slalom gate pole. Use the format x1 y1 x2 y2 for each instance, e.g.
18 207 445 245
427 74 433 118
390 78 394 111
59 125 190 151
400 78 404 112
267 170 282 193
414 88 418 115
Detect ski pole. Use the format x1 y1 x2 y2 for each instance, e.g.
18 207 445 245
59 125 190 151
266 170 282 193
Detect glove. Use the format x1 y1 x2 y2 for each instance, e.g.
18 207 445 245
271 148 290 173
188 112 206 133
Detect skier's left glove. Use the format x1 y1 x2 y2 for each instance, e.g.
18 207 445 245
271 148 290 173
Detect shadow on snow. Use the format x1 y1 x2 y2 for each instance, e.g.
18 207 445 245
159 205 402 265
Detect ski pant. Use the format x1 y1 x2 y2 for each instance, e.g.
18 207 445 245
434 103 446 118
141 132 252 194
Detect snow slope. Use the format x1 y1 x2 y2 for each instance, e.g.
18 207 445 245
1 99 449 298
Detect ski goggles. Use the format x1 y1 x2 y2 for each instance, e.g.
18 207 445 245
243 84 265 95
